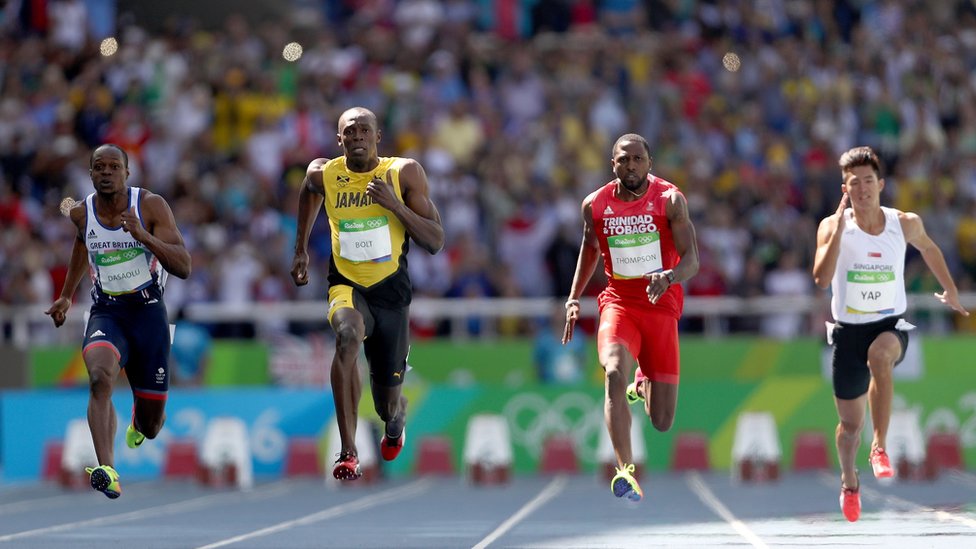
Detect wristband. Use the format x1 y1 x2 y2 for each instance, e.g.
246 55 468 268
565 299 580 309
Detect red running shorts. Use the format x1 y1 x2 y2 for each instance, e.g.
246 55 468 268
597 302 679 384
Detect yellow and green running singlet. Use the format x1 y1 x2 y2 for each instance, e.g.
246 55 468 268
322 156 409 288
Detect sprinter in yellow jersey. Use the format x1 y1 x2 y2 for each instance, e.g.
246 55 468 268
291 107 444 480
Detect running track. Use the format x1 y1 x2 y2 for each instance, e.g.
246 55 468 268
1 471 974 548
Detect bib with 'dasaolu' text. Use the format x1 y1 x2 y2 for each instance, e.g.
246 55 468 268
95 247 152 295
338 216 392 262
608 232 662 279
844 268 897 314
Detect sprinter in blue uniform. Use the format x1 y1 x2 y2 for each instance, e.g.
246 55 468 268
46 144 191 498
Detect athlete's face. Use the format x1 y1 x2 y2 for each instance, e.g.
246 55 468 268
337 114 381 171
612 141 651 191
842 165 884 208
89 147 129 195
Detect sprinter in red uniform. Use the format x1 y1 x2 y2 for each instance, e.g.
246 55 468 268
562 133 699 501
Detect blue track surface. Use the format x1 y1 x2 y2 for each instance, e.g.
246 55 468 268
1 471 974 548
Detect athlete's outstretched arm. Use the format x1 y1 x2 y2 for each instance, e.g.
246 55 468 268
291 158 328 286
45 204 88 327
563 195 600 344
124 193 192 279
901 211 969 316
367 159 444 254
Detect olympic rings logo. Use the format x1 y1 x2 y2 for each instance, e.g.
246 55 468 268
366 219 383 228
637 236 654 244
502 392 604 461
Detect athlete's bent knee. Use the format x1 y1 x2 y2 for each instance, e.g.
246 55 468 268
651 411 674 432
866 354 894 378
603 364 626 389
87 366 115 397
867 334 899 374
373 398 397 423
602 348 629 375
141 418 165 439
838 419 862 437
334 322 361 346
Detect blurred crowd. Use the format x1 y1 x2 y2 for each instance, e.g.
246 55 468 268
3 0 976 342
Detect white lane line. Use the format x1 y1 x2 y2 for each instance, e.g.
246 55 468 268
947 470 976 488
0 481 295 543
920 506 976 529
686 472 769 549
817 471 976 529
0 493 85 515
196 478 432 549
0 481 158 515
472 475 567 549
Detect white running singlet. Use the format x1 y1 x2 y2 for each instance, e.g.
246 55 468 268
829 206 906 324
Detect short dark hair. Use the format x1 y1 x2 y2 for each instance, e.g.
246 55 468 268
90 144 129 169
838 146 881 178
613 133 651 157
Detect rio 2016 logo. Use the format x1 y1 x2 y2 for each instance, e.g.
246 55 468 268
919 392 976 448
502 392 605 460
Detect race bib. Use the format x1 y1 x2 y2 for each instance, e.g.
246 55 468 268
845 269 897 314
338 216 392 262
95 248 152 295
608 232 663 279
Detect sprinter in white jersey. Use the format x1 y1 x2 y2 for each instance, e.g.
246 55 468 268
46 144 191 499
812 146 969 522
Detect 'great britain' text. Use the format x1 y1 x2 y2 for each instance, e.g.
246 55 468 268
89 241 141 250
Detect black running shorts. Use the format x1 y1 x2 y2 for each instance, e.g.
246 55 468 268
83 300 171 398
328 284 409 387
830 316 908 400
